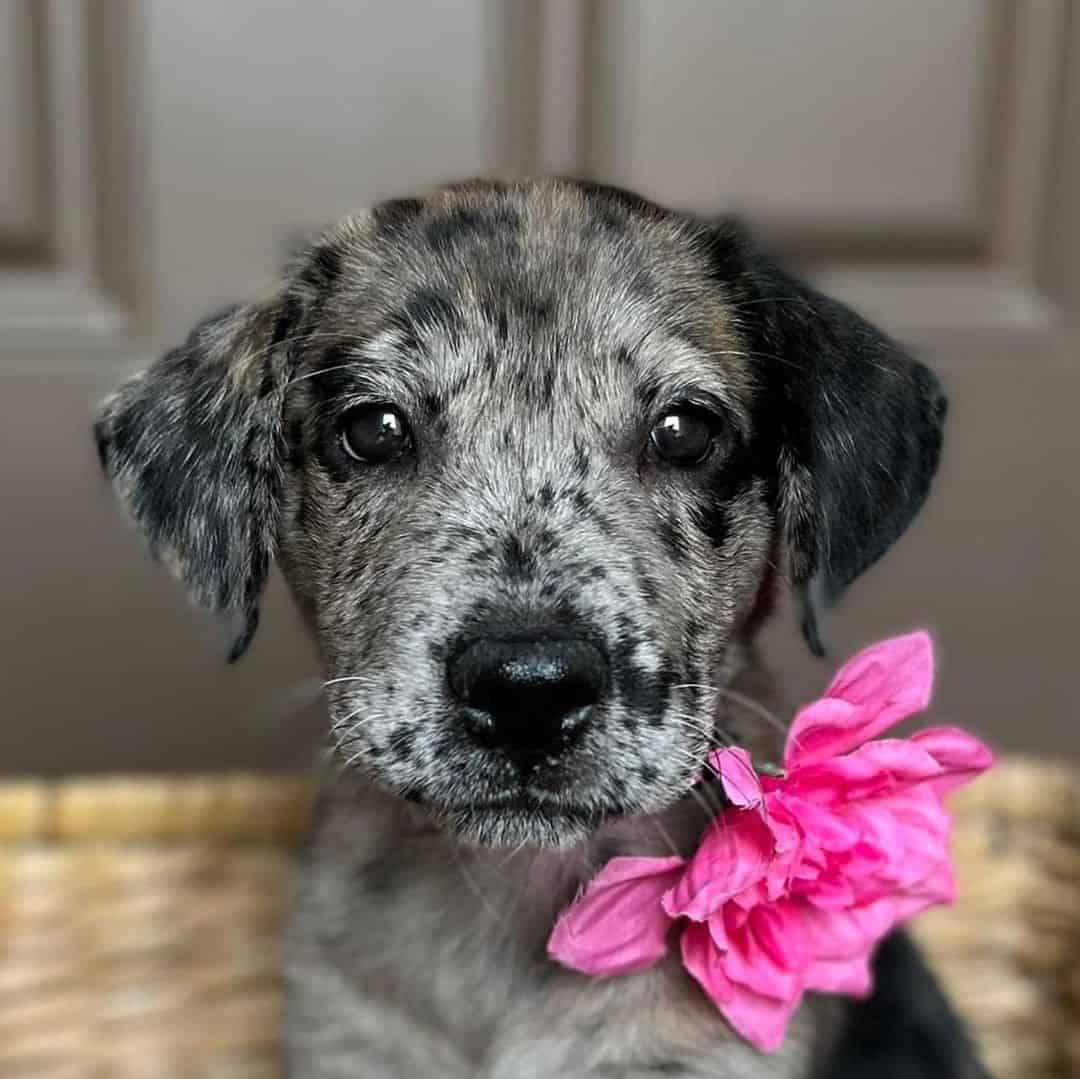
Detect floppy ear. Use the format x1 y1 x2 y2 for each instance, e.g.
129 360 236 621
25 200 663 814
94 299 298 659
709 223 947 654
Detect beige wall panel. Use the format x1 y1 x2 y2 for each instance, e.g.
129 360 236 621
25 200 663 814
588 0 989 231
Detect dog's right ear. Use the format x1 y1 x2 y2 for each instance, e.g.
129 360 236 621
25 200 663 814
94 297 301 659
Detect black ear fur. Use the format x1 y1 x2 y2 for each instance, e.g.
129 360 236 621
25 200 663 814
820 931 990 1078
703 220 947 653
94 300 297 659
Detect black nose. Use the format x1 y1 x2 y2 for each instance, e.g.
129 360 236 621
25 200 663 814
447 634 608 757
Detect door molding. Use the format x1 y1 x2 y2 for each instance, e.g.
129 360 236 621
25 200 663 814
0 0 147 350
808 0 1074 343
526 0 1077 344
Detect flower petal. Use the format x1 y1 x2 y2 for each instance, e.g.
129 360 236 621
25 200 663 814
773 793 862 853
800 870 855 910
682 921 802 1052
681 919 734 1004
547 856 684 976
891 861 956 922
909 726 995 795
663 812 773 922
785 632 934 769
712 747 764 809
749 902 809 974
803 955 873 996
719 985 804 1053
721 921 803 1001
799 898 895 961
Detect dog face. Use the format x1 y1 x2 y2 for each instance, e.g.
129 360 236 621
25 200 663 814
95 180 946 847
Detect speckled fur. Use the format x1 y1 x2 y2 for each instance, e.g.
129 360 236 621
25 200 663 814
95 179 982 1077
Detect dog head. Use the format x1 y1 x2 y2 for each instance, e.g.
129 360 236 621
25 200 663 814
95 179 945 847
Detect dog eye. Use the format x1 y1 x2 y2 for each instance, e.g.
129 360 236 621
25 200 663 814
649 409 715 465
340 405 412 463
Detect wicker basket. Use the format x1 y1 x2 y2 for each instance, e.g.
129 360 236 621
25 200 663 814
1 763 1077 1079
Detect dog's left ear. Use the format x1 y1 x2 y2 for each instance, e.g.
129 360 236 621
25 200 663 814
705 222 947 654
94 297 300 660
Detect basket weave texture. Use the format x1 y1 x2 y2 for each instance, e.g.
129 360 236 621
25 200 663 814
0 763 1077 1079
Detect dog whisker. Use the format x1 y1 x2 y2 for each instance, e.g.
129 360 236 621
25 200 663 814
713 686 790 736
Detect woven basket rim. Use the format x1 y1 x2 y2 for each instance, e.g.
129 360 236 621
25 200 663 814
0 772 316 843
0 758 1076 844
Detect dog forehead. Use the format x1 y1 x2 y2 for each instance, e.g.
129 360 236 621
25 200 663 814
302 180 753 410
318 181 720 324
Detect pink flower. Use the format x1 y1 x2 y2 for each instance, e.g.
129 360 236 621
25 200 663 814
546 856 685 975
547 632 993 1053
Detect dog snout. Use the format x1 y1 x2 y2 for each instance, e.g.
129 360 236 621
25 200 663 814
447 633 608 758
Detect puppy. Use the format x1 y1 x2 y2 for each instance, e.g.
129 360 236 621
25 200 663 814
95 179 987 1077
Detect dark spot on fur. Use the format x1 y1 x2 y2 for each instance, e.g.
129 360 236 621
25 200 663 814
501 533 535 578
513 294 553 326
691 499 730 550
388 726 416 761
534 527 559 554
616 643 675 727
630 267 656 299
404 288 462 346
300 242 342 293
637 378 661 412
638 762 659 783
423 392 444 417
271 294 303 350
658 514 690 561
448 523 485 542
586 565 607 582
592 508 616 537
541 362 557 399
372 197 424 235
384 312 421 354
538 483 555 507
575 180 669 224
425 204 521 255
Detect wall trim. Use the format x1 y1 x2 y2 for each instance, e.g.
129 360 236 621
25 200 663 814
0 0 145 349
